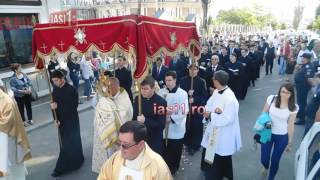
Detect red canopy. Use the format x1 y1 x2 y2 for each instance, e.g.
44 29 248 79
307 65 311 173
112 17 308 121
32 15 201 80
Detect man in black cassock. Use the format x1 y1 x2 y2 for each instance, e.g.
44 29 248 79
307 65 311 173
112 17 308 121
199 45 212 68
219 47 230 67
225 53 244 100
248 45 260 87
168 53 188 83
237 49 251 100
254 45 264 78
50 70 84 177
115 56 133 103
133 76 167 155
180 63 207 155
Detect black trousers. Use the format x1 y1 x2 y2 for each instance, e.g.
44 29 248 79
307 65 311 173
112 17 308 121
163 139 183 175
204 152 233 180
184 113 203 151
265 59 273 75
15 95 32 122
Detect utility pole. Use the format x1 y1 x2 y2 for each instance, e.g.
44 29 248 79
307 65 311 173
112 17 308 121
138 0 142 15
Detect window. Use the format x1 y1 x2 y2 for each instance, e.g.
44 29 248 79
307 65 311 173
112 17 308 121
308 132 320 180
0 14 38 69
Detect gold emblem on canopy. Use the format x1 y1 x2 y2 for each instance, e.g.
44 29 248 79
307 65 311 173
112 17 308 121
170 32 176 47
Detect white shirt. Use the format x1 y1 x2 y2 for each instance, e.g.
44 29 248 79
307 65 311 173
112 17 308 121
80 55 93 79
125 148 145 170
158 87 189 139
267 95 299 135
201 88 242 156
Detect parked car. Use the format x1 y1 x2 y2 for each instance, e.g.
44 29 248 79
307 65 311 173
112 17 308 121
295 122 320 180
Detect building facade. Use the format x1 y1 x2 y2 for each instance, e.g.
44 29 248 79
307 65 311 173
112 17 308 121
0 0 63 95
94 0 203 24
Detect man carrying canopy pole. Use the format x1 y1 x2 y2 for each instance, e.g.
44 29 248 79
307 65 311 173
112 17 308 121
180 63 208 155
50 70 84 178
133 76 167 155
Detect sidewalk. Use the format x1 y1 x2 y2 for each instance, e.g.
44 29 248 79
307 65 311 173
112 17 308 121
26 85 94 133
24 81 137 133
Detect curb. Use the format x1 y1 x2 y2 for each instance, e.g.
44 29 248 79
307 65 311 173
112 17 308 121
26 105 93 133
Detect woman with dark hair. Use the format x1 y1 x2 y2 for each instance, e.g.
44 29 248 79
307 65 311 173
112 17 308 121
224 52 244 100
9 63 33 127
67 52 80 90
260 83 298 180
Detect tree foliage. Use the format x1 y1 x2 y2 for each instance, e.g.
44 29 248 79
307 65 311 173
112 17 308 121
316 4 320 18
312 16 320 30
216 8 258 25
280 23 288 30
215 7 279 29
309 4 320 30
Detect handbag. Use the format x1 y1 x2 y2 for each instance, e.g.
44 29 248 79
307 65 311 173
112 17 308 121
253 95 275 144
30 86 38 101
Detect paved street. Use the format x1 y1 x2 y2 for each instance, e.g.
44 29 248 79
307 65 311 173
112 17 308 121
25 68 305 180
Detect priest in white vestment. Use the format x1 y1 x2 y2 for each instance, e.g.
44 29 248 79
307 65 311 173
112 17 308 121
0 88 31 180
201 70 242 180
92 76 133 173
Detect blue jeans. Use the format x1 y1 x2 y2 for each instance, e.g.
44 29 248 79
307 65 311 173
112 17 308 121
83 78 92 97
93 70 99 82
278 57 286 75
69 73 79 90
261 134 288 180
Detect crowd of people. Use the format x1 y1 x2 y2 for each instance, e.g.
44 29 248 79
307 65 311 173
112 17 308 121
1 31 320 180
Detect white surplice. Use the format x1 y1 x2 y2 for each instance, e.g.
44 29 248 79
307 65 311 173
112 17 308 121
201 88 242 156
0 132 27 180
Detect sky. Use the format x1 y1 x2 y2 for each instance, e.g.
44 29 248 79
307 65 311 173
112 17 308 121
209 0 319 23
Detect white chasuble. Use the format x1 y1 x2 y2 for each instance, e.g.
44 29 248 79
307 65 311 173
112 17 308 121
92 97 121 173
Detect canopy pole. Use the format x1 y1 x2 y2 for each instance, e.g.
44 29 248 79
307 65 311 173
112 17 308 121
188 46 196 129
43 59 62 148
138 81 142 115
113 51 116 77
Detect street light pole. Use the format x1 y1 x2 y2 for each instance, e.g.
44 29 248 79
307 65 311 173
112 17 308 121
138 0 141 15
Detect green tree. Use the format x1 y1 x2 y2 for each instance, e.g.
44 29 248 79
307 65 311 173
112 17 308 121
214 7 280 30
316 4 320 18
280 23 287 30
270 21 280 30
312 16 320 29
216 8 258 25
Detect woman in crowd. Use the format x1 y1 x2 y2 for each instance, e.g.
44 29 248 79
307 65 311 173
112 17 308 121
224 52 244 99
260 83 298 180
9 63 34 127
67 52 81 91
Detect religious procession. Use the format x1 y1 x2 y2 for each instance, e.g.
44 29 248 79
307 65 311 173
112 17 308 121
1 1 320 180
